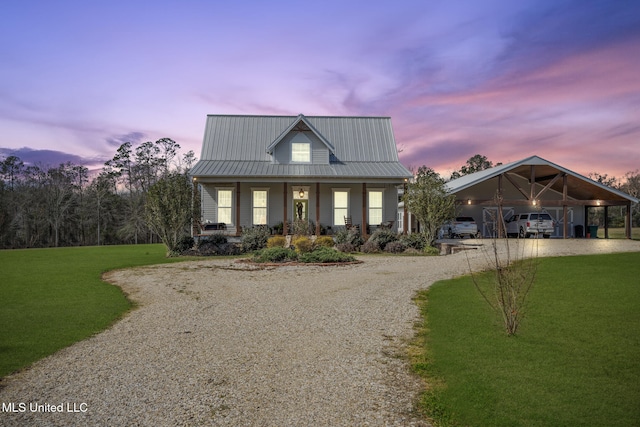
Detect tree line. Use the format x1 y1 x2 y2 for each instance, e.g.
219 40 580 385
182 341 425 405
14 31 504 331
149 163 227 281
2 150 638 250
0 138 196 249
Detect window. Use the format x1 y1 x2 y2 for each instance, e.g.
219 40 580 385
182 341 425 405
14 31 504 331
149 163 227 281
333 190 349 225
252 189 268 225
292 142 311 162
217 189 233 224
368 190 383 225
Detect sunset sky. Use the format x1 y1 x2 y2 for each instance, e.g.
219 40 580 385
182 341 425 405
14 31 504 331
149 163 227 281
1 0 639 180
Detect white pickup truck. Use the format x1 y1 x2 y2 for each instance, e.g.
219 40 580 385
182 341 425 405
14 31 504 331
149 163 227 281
505 212 554 238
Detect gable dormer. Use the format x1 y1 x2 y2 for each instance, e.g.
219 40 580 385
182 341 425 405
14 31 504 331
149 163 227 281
266 114 334 165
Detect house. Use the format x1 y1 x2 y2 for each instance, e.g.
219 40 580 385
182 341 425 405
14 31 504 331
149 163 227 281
189 114 413 236
442 155 638 238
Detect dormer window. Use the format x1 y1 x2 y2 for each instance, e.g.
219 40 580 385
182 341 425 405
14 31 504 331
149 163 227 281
291 142 311 163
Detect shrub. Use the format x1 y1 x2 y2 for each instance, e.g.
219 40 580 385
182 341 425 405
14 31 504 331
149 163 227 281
292 235 313 253
298 247 356 263
315 222 328 235
399 233 428 251
403 247 423 255
241 226 270 252
360 240 381 253
334 227 363 248
292 218 311 236
314 236 335 249
423 245 440 256
196 239 241 256
252 247 297 263
336 242 356 253
384 241 407 254
272 222 284 235
220 243 243 256
175 235 194 254
368 228 398 250
196 233 227 248
267 235 287 248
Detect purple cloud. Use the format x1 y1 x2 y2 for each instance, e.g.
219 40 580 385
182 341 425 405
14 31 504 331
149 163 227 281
105 132 146 148
0 147 108 168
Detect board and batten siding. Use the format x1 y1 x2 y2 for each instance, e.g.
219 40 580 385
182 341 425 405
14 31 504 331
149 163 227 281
201 186 219 224
272 132 330 165
200 185 237 233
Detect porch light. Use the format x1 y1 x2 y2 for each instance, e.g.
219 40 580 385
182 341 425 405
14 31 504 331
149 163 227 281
532 200 537 206
467 199 471 205
597 200 601 206
299 189 305 198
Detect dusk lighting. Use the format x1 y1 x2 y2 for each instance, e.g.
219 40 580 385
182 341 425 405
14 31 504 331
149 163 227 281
0 2 638 179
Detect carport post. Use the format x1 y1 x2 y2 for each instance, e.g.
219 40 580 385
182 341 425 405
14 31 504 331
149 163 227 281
626 201 632 239
585 206 589 236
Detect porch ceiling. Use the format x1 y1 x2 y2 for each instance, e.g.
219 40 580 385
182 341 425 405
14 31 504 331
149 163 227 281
504 164 629 203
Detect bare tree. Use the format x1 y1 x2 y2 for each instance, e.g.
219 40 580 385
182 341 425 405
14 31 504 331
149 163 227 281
45 163 78 247
467 192 538 335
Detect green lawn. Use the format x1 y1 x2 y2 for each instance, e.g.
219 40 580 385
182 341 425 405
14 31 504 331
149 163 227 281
0 244 194 378
414 252 640 426
605 227 638 239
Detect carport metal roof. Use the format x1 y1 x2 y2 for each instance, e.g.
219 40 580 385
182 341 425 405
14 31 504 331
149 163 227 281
447 155 638 205
445 155 638 238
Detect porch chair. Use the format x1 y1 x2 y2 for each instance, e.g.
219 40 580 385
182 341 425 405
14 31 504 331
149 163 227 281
344 216 359 232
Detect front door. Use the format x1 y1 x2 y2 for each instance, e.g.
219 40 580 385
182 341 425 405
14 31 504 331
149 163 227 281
294 199 308 220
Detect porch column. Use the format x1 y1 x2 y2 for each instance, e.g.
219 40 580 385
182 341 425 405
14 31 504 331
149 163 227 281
191 178 198 237
563 174 568 239
362 183 367 237
403 182 408 235
315 182 320 236
604 206 609 239
235 182 241 236
283 182 288 235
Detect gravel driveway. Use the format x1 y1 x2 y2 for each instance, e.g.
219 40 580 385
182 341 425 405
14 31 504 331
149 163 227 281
2 239 639 426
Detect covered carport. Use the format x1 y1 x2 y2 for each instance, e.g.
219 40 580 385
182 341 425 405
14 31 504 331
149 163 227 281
446 155 638 239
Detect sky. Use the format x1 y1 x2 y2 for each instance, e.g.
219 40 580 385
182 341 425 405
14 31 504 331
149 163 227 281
1 0 639 180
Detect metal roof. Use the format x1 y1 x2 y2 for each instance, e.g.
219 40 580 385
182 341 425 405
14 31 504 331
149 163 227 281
190 160 413 179
192 114 412 179
446 155 639 203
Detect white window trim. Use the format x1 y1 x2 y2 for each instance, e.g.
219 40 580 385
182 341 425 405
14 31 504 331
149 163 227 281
215 187 234 225
332 188 350 226
368 188 384 226
251 188 269 226
291 142 311 163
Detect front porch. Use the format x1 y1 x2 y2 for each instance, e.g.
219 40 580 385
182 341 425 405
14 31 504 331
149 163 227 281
193 180 405 239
